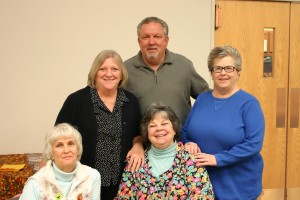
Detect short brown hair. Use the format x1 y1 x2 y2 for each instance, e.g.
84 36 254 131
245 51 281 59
137 16 169 37
140 103 181 147
208 45 242 72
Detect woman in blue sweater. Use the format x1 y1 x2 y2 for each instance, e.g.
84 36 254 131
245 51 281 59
181 45 265 200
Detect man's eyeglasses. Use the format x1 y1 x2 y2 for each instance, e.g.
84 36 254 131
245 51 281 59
212 66 236 73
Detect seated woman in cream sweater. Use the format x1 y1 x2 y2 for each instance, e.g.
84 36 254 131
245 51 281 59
20 123 101 200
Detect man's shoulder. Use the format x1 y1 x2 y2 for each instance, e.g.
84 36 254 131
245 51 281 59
121 88 138 101
166 50 193 65
124 54 139 66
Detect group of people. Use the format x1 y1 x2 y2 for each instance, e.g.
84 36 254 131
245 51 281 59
20 16 265 200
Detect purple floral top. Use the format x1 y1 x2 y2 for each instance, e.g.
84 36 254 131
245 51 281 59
115 142 214 200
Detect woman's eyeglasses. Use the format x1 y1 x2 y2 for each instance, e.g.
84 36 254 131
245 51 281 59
212 66 236 73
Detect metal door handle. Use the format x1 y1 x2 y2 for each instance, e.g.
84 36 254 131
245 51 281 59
276 88 286 128
290 88 300 128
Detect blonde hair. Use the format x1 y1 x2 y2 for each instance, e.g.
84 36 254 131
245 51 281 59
87 49 128 88
43 123 83 160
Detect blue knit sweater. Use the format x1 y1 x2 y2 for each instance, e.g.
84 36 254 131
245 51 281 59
181 90 265 200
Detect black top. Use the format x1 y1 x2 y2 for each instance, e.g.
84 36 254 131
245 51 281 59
55 86 141 185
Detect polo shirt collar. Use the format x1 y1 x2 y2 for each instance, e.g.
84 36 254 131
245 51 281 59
134 49 173 68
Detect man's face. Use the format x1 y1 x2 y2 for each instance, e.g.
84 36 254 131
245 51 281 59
138 22 169 63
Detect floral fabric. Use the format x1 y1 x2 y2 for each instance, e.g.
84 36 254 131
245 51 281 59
0 154 35 200
115 142 214 200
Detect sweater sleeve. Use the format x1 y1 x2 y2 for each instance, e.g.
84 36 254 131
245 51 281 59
180 99 198 144
215 98 265 167
91 169 101 200
55 93 79 126
19 178 40 200
189 61 209 99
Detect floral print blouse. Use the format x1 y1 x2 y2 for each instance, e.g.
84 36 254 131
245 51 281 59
115 142 214 200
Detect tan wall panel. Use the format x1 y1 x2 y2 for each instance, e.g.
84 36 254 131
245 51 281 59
215 0 290 192
0 0 215 154
287 3 300 190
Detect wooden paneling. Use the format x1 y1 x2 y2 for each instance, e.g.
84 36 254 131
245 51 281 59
215 1 300 199
287 2 300 195
215 1 292 199
215 0 289 189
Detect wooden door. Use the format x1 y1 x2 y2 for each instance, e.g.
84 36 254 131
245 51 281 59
214 1 296 199
287 3 300 199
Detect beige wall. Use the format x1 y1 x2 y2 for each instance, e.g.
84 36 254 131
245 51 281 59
0 0 215 154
